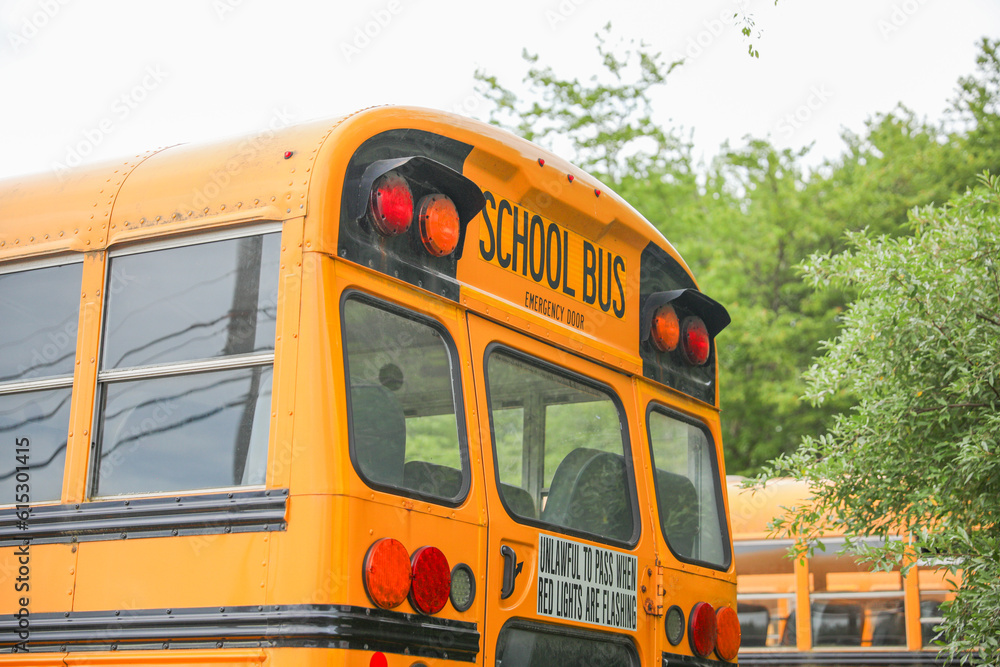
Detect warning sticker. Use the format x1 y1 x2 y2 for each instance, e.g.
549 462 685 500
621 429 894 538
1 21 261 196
536 533 638 632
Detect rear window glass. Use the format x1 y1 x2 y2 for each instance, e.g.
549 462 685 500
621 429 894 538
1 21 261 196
496 624 638 666
343 296 467 503
486 350 636 544
648 407 730 569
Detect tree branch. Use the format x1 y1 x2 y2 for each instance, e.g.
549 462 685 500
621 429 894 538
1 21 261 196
913 402 989 414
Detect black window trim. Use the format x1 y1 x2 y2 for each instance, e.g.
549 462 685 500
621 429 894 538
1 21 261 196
483 342 641 549
645 402 733 571
340 288 471 508
89 225 282 499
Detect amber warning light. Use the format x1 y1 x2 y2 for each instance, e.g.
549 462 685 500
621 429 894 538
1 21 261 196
641 289 730 367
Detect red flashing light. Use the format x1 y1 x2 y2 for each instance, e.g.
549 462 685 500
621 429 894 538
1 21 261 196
368 172 413 237
363 538 411 609
369 652 388 667
410 546 451 615
418 194 461 257
651 305 680 352
567 174 574 183
689 601 718 658
715 606 741 661
682 316 711 366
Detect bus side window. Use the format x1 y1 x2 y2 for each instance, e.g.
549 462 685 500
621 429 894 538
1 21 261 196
485 350 636 544
0 261 82 504
92 233 279 497
647 407 731 569
342 295 468 503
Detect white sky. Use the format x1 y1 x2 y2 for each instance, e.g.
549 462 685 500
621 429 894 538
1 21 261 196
0 0 997 181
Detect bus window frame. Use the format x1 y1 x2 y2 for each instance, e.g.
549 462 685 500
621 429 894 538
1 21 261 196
0 254 84 506
482 342 641 549
89 223 282 499
340 288 471 508
645 402 732 571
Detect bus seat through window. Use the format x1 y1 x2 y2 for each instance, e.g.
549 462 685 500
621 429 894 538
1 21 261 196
782 604 864 647
351 384 406 486
541 448 631 541
737 603 770 647
656 468 699 557
403 460 462 497
500 484 536 519
871 603 906 646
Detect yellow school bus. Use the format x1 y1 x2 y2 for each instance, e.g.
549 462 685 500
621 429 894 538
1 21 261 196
728 479 958 665
0 107 740 665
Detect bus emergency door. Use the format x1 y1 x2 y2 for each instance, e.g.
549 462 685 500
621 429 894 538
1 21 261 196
468 313 653 665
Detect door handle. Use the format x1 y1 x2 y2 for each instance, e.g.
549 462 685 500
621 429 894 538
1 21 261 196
500 545 523 600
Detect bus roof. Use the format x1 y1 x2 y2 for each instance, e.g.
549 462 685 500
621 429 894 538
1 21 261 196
0 107 685 269
0 107 721 400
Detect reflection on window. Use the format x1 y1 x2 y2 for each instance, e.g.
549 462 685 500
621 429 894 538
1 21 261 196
648 409 729 568
102 234 279 369
0 261 82 504
486 352 635 543
93 233 278 497
496 625 637 666
95 367 271 496
0 389 72 503
0 263 81 382
343 297 466 502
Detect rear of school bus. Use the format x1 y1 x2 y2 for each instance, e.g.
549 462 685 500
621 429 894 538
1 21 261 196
0 107 739 665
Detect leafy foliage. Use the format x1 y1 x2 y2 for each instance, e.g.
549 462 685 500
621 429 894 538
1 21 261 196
474 33 1000 477
756 175 1000 664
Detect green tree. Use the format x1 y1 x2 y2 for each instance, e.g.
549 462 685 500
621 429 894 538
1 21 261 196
950 37 1000 176
474 31 1000 477
755 174 1000 665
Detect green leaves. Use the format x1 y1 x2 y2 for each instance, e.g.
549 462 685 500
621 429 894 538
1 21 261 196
757 175 1000 665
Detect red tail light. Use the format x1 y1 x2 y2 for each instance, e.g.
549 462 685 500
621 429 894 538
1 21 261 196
651 305 680 352
363 538 412 609
368 172 414 236
715 605 741 661
682 316 710 366
418 193 461 257
689 601 718 658
410 545 451 615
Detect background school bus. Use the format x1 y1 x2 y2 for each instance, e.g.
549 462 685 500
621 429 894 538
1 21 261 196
729 478 959 664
